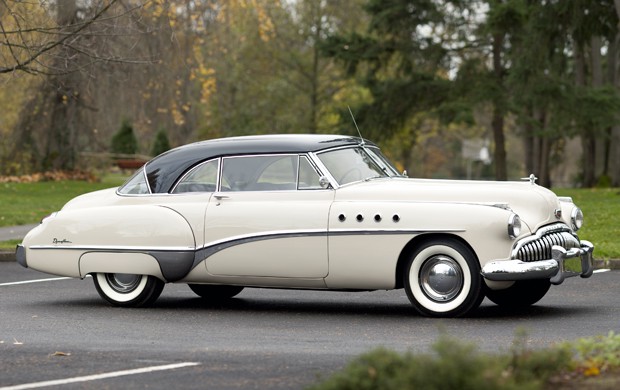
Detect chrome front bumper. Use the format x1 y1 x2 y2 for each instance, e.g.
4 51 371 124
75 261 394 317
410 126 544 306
481 241 594 285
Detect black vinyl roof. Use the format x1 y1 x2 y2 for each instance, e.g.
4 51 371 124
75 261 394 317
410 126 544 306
145 134 370 193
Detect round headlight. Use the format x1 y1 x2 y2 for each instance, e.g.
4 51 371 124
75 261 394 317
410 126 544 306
508 214 521 239
571 207 584 231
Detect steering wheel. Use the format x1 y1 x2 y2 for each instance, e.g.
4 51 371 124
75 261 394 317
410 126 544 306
340 168 362 184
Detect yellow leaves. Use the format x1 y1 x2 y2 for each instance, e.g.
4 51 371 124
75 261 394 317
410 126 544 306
171 103 184 126
251 0 275 42
189 64 216 105
583 363 601 377
0 171 97 184
215 0 276 42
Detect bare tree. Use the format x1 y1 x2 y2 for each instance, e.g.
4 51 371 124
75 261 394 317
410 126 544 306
0 0 155 75
2 0 159 172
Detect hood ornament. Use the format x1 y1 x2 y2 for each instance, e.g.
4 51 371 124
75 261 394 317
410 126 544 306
521 174 538 185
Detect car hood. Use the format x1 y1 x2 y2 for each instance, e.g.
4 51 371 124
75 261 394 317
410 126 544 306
335 177 563 233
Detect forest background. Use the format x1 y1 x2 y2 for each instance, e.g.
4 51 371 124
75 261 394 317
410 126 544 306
1 0 620 188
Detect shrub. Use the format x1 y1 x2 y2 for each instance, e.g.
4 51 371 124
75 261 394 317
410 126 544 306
309 331 571 390
151 128 171 156
110 119 138 156
563 331 620 376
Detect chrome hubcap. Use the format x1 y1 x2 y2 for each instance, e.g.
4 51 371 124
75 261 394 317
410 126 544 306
106 273 141 293
419 255 463 302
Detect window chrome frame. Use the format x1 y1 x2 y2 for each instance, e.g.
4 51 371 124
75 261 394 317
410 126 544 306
169 158 222 194
312 145 395 188
117 166 152 196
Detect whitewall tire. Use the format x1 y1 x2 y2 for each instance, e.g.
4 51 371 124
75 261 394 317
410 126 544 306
93 273 164 307
404 238 484 317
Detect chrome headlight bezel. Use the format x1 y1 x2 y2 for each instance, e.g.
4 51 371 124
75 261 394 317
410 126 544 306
571 207 584 231
508 213 521 239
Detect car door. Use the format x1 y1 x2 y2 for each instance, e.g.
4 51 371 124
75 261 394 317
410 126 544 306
202 154 333 278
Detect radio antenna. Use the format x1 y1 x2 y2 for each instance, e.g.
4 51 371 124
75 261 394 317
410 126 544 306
347 105 365 147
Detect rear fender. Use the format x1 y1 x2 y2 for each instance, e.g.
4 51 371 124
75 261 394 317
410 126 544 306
23 205 196 281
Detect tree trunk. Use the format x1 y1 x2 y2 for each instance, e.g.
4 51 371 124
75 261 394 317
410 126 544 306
574 43 596 187
590 36 605 182
492 32 507 181
308 3 322 134
42 0 79 170
610 1 620 185
523 108 535 175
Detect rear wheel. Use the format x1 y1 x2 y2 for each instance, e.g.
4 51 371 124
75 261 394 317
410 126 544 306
485 279 551 308
404 238 484 317
188 284 244 301
93 273 164 307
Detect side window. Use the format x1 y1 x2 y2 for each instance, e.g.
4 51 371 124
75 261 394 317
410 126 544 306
222 155 297 191
298 156 323 190
118 169 150 195
172 159 219 193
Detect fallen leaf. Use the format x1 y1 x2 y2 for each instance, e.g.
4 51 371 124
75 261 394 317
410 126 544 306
50 351 71 357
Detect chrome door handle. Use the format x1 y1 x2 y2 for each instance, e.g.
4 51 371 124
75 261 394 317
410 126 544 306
213 193 230 205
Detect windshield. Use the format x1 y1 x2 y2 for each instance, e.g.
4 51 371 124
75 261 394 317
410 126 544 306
317 147 391 185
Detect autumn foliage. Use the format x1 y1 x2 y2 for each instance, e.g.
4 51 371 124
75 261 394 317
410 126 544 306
0 171 97 184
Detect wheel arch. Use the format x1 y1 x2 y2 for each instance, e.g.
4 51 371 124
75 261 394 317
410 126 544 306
394 233 479 289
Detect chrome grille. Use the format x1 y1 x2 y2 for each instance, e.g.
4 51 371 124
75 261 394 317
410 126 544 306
515 230 580 262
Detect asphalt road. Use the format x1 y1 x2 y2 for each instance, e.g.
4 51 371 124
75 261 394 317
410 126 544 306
1 263 618 389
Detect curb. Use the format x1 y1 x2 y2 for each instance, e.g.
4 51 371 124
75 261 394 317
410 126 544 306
1 250 619 269
0 251 15 262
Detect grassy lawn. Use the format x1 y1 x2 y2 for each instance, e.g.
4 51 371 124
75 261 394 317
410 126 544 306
0 174 126 227
0 180 618 259
554 188 620 260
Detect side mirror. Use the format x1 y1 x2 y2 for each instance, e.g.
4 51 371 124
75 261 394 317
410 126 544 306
319 176 332 189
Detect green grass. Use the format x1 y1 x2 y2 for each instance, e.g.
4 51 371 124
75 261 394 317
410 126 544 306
0 174 126 227
554 188 620 260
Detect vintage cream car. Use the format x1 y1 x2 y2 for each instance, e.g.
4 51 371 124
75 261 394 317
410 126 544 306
16 134 594 317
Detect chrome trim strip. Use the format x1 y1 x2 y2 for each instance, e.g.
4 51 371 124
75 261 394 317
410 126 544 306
201 228 465 250
308 152 338 189
170 158 221 194
203 229 327 249
29 245 194 252
116 166 152 197
328 228 465 235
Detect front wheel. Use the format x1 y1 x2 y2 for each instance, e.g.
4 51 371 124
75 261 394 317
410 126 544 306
93 273 164 307
404 238 484 317
485 279 551 308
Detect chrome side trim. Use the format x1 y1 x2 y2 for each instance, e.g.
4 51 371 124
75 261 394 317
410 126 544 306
29 245 194 252
192 228 464 270
200 228 464 252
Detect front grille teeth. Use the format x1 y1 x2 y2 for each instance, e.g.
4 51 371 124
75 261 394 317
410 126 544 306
516 231 577 262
